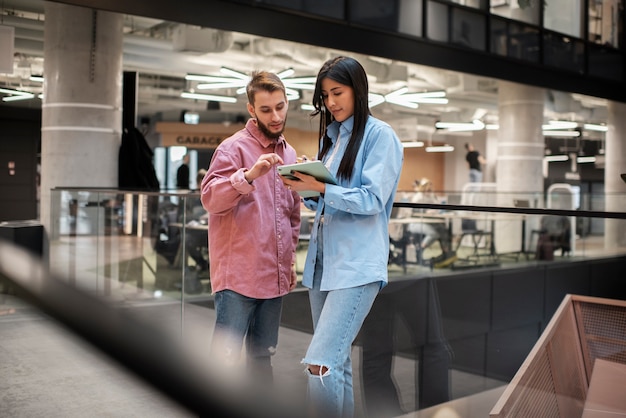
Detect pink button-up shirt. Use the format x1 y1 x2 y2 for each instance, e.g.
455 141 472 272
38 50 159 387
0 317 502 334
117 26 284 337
201 119 301 299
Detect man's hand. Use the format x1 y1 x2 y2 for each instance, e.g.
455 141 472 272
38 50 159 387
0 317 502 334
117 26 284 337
244 153 284 183
289 265 297 291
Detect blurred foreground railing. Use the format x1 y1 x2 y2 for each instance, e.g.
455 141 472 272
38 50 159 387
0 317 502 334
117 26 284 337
0 239 301 418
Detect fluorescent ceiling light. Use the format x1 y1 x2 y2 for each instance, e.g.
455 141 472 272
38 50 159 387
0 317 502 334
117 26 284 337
29 75 44 82
368 93 385 108
485 124 499 130
583 123 608 132
0 87 32 95
300 104 314 111
402 141 424 148
435 119 484 131
385 88 418 109
3 93 36 102
188 68 317 96
220 67 249 79
542 121 578 130
197 81 245 89
426 145 454 152
276 68 295 78
542 130 580 137
576 156 596 163
543 155 569 162
282 76 317 90
0 87 37 101
284 88 300 100
180 92 237 103
382 88 449 108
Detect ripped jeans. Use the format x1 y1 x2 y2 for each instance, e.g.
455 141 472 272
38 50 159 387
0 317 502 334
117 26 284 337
211 289 282 381
302 267 379 417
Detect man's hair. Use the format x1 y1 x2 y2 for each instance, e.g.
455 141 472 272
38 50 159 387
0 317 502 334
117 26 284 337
465 143 470 150
246 71 286 106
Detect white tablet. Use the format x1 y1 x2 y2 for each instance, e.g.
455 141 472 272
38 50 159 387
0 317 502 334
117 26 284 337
277 161 337 197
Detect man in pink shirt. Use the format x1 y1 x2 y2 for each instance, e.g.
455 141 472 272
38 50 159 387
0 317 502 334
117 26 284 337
201 71 301 382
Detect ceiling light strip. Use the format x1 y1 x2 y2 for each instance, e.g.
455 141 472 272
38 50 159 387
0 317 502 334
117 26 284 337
543 155 569 162
2 94 36 102
542 130 580 137
425 145 454 152
42 102 116 110
197 82 247 90
0 87 34 95
181 92 237 103
583 123 608 132
402 141 424 148
42 126 117 133
219 67 250 80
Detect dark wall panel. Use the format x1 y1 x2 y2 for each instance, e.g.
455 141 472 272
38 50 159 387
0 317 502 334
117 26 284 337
486 324 540 380
437 273 491 340
544 263 591 324
492 268 544 331
0 107 41 222
589 257 626 300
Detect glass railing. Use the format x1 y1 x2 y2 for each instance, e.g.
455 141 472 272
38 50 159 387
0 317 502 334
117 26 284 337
38 187 626 415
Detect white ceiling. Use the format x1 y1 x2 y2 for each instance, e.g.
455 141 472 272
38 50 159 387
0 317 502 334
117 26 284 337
0 0 610 139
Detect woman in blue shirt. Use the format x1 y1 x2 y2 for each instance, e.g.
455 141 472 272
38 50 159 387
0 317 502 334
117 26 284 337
282 56 404 417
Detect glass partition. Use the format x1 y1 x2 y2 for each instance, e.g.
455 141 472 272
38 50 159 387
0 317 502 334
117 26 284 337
588 0 623 48
44 187 626 415
48 186 626 300
490 0 541 25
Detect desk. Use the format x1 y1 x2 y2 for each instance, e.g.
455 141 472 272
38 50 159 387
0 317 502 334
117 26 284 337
399 212 528 266
389 216 450 272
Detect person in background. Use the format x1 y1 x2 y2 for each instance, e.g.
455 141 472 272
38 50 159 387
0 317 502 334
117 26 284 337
176 152 191 189
464 143 486 183
281 56 404 418
201 71 301 382
407 178 456 267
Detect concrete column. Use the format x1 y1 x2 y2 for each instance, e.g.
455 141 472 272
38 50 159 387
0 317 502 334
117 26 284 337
40 3 123 253
604 101 626 248
496 80 545 201
495 81 545 253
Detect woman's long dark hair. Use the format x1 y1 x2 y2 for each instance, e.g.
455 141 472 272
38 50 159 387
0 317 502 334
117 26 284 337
311 56 371 182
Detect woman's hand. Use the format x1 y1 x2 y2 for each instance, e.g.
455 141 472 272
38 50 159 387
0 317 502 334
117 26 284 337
281 171 326 195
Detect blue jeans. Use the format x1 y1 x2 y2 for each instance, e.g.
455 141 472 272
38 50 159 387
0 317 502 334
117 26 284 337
211 289 283 381
469 168 483 183
302 238 380 418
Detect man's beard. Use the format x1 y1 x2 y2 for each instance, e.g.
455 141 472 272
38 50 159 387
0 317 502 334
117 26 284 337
257 117 286 139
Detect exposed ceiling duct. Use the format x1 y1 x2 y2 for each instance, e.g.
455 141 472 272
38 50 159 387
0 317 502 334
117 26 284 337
172 25 233 54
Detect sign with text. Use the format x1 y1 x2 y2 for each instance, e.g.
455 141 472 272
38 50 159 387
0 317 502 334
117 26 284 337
156 122 238 149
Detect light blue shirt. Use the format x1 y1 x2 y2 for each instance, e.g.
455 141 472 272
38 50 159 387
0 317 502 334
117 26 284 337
302 115 404 291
